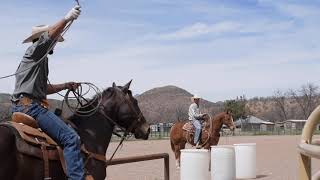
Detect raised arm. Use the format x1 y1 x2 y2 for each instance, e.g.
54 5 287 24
49 5 81 41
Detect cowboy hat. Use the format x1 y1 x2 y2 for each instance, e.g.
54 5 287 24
23 25 64 44
191 94 201 99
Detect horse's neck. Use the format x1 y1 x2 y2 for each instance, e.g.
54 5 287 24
211 114 224 135
70 113 114 155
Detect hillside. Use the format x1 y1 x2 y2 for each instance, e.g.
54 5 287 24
0 86 305 124
136 85 223 124
0 94 72 121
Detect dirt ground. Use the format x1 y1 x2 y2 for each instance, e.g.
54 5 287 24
105 135 320 180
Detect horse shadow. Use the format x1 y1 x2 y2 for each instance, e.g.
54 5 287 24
254 174 269 179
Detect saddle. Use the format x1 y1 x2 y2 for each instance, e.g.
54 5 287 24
182 121 195 132
182 121 206 133
182 121 211 148
0 112 67 179
7 112 100 180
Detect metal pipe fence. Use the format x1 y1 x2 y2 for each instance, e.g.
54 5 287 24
106 153 170 180
111 127 313 141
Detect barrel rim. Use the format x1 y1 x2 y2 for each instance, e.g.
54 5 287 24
233 143 256 146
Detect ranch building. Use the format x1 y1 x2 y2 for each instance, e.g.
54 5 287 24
235 116 275 131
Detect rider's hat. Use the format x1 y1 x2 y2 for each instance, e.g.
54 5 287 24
23 25 64 43
191 94 201 99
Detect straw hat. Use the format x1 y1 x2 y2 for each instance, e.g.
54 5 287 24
191 94 201 99
23 25 64 43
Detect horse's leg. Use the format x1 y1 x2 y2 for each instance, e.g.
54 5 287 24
174 144 182 169
0 126 16 180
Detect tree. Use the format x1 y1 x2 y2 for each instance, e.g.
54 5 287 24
273 90 288 121
224 95 247 120
175 105 188 122
289 83 320 119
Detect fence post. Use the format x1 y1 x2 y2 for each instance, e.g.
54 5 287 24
164 153 170 180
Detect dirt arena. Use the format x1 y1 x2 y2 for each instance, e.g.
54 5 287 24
106 135 320 180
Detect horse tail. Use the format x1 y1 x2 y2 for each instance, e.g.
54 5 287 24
170 138 175 151
169 123 176 152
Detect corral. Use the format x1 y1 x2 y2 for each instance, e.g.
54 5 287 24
106 135 320 180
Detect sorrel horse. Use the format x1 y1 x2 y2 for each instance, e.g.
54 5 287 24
0 81 150 180
170 111 235 168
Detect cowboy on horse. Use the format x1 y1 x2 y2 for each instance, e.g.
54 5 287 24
188 94 208 148
10 5 90 180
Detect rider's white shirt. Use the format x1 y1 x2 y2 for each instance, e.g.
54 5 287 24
188 103 202 121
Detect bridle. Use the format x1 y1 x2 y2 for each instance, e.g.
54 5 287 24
99 87 144 135
64 85 145 166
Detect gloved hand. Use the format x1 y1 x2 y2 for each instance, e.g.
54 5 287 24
64 82 80 91
64 5 81 22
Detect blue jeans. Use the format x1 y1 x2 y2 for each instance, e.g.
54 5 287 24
12 102 85 180
192 120 201 144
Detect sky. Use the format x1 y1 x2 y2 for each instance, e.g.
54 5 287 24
1 0 320 102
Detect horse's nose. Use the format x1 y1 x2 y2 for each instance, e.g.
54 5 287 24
143 127 150 140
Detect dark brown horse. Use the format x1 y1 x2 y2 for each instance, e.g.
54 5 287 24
0 81 150 180
170 111 235 168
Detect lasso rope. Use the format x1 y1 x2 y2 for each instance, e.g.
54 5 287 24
62 82 103 117
0 0 80 80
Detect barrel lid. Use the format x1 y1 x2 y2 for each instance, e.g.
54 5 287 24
233 143 256 146
211 145 234 149
180 149 209 153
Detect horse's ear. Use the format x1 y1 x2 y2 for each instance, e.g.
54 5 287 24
112 82 116 88
122 80 132 93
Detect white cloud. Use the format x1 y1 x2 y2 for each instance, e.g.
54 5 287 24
154 19 295 41
159 21 242 40
1 0 320 102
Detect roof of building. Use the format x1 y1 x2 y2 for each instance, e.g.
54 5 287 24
285 119 307 123
235 116 275 126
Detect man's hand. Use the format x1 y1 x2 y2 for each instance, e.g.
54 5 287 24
64 82 80 91
64 5 81 22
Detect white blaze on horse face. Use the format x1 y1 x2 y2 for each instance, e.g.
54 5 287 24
142 123 150 135
230 116 236 129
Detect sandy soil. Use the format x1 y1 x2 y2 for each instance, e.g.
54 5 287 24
105 135 320 180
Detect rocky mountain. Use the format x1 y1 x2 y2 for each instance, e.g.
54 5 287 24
0 86 223 124
136 85 223 124
0 93 71 121
0 85 304 124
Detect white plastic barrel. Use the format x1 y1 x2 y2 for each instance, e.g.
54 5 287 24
234 143 256 179
211 145 236 180
180 149 210 180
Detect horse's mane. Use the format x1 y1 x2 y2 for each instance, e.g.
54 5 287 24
70 86 133 118
212 112 227 121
